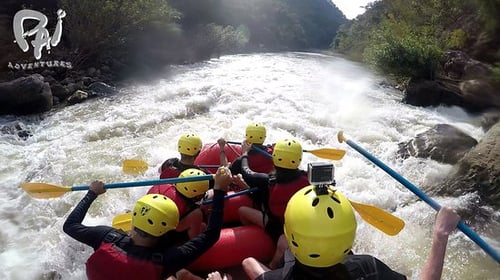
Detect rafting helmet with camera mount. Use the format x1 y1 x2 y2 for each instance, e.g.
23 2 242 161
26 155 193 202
284 162 357 267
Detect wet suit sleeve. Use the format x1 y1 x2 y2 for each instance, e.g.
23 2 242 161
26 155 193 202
63 191 113 250
239 155 270 188
228 157 242 174
160 189 225 276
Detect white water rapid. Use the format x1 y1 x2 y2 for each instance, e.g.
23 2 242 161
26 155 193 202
0 52 498 279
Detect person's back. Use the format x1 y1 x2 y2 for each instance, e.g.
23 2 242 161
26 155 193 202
244 184 460 280
240 138 309 225
85 230 165 280
63 167 232 280
221 123 274 175
269 249 405 280
151 168 210 238
267 167 309 224
159 133 203 179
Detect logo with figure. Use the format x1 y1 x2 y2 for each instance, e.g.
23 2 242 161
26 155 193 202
13 9 66 60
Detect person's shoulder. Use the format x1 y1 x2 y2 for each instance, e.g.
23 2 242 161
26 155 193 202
166 157 180 166
160 157 180 172
102 228 128 244
342 254 407 280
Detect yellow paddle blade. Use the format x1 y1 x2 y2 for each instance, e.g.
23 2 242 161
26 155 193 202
349 200 405 236
303 148 346 160
20 182 72 199
112 212 132 231
122 159 149 175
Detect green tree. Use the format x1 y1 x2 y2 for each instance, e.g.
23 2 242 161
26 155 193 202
59 0 179 67
364 19 442 79
446 29 468 49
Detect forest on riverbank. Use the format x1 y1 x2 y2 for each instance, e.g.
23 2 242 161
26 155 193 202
334 0 500 82
0 0 345 81
333 0 500 114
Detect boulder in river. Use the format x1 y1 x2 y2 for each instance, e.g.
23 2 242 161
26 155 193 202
0 74 53 115
397 124 478 165
437 122 500 208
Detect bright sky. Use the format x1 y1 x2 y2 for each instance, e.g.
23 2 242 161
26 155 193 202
332 0 374 19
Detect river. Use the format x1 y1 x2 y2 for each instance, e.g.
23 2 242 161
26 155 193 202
0 52 498 279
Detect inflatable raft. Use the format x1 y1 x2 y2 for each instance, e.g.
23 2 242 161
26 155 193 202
194 143 242 173
187 225 275 272
200 190 254 223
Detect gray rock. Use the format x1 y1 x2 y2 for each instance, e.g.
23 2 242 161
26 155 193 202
460 79 500 109
481 110 500 131
397 124 478 164
443 50 492 80
67 90 89 105
403 79 463 108
51 82 70 99
438 122 500 208
0 74 53 115
88 82 117 96
0 121 33 140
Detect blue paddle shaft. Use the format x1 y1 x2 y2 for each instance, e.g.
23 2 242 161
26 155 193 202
71 175 214 191
344 138 500 263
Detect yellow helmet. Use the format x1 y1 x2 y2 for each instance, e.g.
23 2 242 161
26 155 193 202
272 139 302 169
245 123 266 145
132 194 179 237
176 168 210 198
284 185 357 267
178 134 202 156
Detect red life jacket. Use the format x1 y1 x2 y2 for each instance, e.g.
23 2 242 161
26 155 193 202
159 166 182 179
159 158 206 179
268 174 310 224
86 232 163 280
248 146 274 173
147 184 195 218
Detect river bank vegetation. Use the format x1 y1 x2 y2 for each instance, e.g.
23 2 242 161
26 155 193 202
0 0 346 80
334 0 500 82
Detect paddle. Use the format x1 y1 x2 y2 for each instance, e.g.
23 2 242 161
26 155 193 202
226 141 346 161
111 191 404 235
20 175 214 199
337 131 500 263
111 187 259 230
112 212 133 232
349 200 404 236
227 141 401 234
122 159 219 175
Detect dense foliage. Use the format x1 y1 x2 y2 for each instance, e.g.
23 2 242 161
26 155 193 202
59 0 345 72
334 0 500 80
1 0 346 78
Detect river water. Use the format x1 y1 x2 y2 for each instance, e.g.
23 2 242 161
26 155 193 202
0 52 498 279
